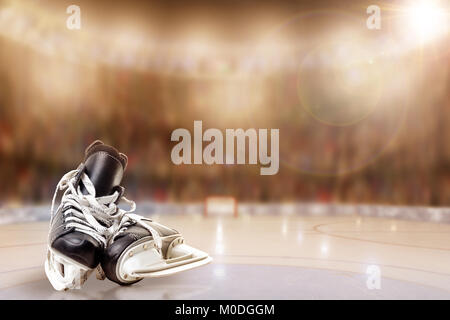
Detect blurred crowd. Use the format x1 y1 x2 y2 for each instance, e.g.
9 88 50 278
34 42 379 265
0 28 448 207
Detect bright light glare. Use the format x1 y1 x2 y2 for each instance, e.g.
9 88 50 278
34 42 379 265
406 2 448 41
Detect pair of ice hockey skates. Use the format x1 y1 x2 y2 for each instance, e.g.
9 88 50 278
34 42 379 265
45 141 212 291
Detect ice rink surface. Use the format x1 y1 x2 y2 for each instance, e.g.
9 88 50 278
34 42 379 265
1 213 450 299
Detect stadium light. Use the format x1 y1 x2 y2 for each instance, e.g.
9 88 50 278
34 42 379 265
404 1 448 42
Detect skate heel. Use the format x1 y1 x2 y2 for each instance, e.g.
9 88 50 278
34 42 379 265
116 237 212 283
44 247 93 291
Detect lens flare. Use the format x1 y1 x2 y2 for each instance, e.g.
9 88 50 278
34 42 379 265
405 1 448 43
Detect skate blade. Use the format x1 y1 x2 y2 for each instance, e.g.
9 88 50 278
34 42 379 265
117 241 212 282
44 247 93 291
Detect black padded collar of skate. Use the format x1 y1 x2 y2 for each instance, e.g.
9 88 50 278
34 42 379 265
84 141 127 170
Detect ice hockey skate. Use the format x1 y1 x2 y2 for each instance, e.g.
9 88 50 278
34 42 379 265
100 213 212 285
45 140 133 291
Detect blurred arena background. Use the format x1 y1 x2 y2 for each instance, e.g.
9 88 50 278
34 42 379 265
0 0 448 220
1 0 450 299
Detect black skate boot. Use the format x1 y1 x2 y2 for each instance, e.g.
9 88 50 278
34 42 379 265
100 214 212 285
45 140 132 291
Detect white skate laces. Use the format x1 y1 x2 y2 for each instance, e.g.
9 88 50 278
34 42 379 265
50 168 136 247
114 213 163 250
